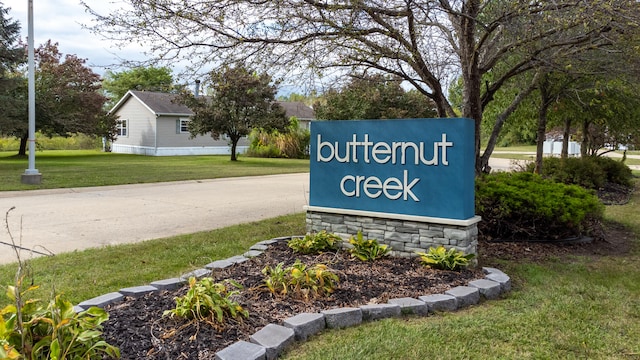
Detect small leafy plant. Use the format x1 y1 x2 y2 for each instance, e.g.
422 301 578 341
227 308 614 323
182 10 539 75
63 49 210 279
287 231 342 254
348 232 391 261
416 246 475 271
163 277 248 328
1 285 120 360
262 260 339 300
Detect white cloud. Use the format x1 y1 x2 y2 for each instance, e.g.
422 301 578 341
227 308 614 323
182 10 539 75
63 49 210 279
6 0 147 75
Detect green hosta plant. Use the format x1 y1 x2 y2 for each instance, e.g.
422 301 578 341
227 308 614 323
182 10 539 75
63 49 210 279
1 284 120 360
416 246 475 271
164 277 248 327
262 260 339 300
348 232 391 261
287 231 342 254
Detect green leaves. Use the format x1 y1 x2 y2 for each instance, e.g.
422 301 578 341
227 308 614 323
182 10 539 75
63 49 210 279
262 260 339 301
163 277 248 327
0 288 120 360
416 246 475 271
348 231 391 262
287 231 342 254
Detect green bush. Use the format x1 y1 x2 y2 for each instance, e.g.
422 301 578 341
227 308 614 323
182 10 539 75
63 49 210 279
262 260 339 300
476 172 604 241
525 157 632 189
592 156 633 187
288 231 342 254
348 232 391 261
1 283 119 359
416 246 474 271
247 117 310 159
163 277 248 326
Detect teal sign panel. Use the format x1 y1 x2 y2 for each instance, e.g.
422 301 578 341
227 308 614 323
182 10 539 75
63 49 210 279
309 118 475 220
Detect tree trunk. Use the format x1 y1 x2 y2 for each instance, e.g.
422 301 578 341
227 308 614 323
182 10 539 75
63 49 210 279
481 72 539 172
561 117 571 159
581 119 589 158
18 133 28 156
230 138 238 161
534 77 552 174
455 0 483 175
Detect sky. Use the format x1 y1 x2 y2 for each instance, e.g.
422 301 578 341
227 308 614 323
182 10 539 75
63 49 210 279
6 0 147 76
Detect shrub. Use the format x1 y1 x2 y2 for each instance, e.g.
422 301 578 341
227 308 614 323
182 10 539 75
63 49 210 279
525 156 632 189
416 246 475 271
262 260 339 300
592 156 633 187
163 277 248 327
247 117 310 159
288 231 342 254
476 172 604 241
1 284 120 359
348 232 391 261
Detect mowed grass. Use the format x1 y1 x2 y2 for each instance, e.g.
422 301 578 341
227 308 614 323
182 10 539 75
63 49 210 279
281 181 640 360
0 150 309 191
0 213 307 307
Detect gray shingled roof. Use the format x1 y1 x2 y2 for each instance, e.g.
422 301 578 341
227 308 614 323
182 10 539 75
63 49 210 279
129 90 194 116
112 91 315 120
276 101 316 120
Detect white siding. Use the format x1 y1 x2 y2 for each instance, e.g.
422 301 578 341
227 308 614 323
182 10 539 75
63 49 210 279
112 99 156 147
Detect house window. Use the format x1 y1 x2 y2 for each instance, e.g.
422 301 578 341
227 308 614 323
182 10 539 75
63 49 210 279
117 120 128 137
177 118 190 133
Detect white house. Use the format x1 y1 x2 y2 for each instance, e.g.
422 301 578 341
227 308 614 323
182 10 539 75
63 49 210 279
109 90 314 156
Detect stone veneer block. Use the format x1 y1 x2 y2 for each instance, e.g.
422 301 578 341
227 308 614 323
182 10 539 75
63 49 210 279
226 255 250 264
468 279 502 300
206 259 234 269
283 313 326 341
78 292 123 309
322 307 363 329
249 324 295 360
150 278 184 290
360 303 401 321
249 244 269 251
215 340 266 360
388 297 429 316
243 250 263 258
445 286 480 308
119 285 158 298
485 272 512 292
482 267 506 276
180 268 212 281
419 294 458 312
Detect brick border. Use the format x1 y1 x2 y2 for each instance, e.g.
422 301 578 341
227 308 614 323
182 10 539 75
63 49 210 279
74 237 510 360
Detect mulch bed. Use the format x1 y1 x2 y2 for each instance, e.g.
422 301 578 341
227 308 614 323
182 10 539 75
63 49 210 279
101 182 637 359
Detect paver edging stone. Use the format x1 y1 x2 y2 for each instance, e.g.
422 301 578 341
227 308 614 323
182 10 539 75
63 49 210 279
74 236 511 359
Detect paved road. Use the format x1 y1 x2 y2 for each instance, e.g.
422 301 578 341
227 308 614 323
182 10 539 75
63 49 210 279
1 154 635 265
0 173 310 264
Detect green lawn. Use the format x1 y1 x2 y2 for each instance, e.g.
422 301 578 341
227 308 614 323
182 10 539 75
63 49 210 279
0 150 309 191
1 150 639 358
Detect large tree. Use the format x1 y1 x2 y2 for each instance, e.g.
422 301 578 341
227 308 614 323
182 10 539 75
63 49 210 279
102 66 174 107
314 74 437 120
177 65 289 161
0 3 27 139
84 0 640 173
4 41 116 155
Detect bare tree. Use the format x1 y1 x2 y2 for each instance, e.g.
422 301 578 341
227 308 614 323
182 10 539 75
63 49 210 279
83 0 640 173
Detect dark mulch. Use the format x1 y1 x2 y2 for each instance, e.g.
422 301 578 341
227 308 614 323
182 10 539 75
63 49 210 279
102 242 484 359
102 183 637 359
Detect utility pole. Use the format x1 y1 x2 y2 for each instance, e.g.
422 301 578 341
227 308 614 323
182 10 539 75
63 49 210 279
21 0 42 184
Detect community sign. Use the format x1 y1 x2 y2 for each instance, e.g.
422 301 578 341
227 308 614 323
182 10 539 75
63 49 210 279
309 118 476 221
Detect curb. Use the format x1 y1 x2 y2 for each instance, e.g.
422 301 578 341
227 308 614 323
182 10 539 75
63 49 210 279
74 236 511 359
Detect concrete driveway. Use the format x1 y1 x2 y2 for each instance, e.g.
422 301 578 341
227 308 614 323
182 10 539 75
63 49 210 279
0 173 310 265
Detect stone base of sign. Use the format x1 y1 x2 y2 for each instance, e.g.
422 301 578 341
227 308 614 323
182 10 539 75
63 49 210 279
305 207 481 258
